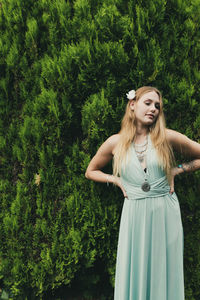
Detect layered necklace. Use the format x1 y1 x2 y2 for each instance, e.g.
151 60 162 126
133 135 151 192
134 136 148 163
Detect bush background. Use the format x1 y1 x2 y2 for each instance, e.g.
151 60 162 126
0 0 200 299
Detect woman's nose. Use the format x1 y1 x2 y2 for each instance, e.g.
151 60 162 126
150 105 156 112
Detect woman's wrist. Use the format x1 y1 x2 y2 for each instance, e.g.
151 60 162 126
177 164 186 172
106 174 115 186
177 164 186 174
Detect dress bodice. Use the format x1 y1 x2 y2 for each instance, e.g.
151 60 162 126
120 135 171 200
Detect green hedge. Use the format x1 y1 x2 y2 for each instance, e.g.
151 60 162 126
0 0 200 299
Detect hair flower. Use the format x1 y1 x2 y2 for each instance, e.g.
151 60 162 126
126 90 135 100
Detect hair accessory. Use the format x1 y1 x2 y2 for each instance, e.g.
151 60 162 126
126 90 136 100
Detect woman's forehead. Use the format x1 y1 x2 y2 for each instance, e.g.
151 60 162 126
139 91 160 102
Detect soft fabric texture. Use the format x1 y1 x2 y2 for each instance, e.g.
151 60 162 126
114 135 184 300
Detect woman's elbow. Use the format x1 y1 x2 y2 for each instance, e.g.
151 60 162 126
85 169 90 179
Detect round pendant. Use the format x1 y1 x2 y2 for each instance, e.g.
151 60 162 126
141 181 150 192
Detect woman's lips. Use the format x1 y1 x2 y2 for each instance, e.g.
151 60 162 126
146 114 154 119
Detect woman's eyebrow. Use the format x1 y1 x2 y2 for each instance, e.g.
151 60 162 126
144 98 159 102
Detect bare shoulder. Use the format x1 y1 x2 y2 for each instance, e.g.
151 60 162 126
166 128 200 157
165 128 189 144
98 134 120 155
106 134 120 146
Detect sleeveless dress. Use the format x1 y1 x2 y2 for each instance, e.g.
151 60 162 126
114 135 185 300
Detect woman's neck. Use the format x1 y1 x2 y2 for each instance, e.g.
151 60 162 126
135 125 149 137
134 125 149 144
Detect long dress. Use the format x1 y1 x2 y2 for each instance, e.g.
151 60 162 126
114 135 185 300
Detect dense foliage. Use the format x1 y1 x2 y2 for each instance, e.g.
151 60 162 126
0 0 200 299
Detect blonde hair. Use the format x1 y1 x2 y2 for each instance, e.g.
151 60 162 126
113 86 174 181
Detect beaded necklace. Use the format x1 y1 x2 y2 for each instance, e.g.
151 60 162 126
133 136 151 192
134 137 148 163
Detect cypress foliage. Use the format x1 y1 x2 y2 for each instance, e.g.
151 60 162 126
0 0 200 299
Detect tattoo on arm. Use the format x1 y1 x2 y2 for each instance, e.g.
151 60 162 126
183 161 196 172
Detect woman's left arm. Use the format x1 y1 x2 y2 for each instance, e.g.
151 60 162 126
166 129 200 192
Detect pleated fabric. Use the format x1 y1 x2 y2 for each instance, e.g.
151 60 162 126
114 135 185 300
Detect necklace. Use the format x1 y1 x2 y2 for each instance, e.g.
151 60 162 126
141 178 151 192
134 137 148 163
134 139 148 147
133 136 151 192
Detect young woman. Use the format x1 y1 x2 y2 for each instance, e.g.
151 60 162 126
85 86 200 300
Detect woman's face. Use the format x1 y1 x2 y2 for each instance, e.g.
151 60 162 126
130 91 160 127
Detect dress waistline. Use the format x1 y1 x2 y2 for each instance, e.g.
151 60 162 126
121 175 170 200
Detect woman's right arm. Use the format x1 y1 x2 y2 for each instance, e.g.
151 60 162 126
85 134 119 184
85 134 127 198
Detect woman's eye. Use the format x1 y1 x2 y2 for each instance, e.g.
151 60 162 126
155 103 160 110
145 102 150 106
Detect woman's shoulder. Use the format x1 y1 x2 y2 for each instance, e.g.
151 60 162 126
165 128 178 142
165 128 200 156
105 133 120 148
106 134 121 144
165 128 188 144
103 134 121 155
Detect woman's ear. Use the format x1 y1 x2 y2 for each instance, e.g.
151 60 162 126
130 100 135 111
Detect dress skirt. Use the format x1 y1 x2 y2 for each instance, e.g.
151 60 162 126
114 193 185 300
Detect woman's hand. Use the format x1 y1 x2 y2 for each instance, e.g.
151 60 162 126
113 176 128 198
169 167 183 194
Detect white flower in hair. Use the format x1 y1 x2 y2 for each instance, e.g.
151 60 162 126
126 90 135 100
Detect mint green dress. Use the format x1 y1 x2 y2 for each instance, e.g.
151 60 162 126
114 135 185 300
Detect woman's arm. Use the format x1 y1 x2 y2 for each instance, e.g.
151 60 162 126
85 134 119 184
166 129 200 193
166 129 200 174
85 134 127 197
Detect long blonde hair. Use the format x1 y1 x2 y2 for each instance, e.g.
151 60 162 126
113 86 174 180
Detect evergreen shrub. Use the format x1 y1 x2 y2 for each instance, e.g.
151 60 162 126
0 0 200 299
